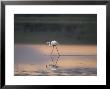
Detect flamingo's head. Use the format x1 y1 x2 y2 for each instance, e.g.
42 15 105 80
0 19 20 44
46 42 51 46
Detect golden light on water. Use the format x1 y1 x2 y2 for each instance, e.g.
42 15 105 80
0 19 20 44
31 44 96 55
57 58 96 68
14 44 97 76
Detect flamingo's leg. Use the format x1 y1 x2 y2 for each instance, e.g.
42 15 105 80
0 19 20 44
55 46 60 56
50 46 54 62
50 46 54 56
55 46 60 65
47 46 54 69
46 65 47 68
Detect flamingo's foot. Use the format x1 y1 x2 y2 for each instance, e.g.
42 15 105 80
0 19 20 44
46 64 59 70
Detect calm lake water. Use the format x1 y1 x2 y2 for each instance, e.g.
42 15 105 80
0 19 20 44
14 44 97 76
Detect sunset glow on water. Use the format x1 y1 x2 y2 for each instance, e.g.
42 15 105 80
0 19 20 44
14 44 97 76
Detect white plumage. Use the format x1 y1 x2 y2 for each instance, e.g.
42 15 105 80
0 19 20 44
47 40 58 46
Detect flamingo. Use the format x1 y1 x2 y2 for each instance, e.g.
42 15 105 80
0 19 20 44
46 40 60 70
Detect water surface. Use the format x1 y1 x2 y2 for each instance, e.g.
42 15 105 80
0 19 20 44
14 44 97 76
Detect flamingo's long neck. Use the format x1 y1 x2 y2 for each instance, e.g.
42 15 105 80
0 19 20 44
49 42 51 46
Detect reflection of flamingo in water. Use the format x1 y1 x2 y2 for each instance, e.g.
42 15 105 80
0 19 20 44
46 40 60 70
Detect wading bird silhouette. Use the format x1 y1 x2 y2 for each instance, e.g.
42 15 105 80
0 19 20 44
46 40 60 70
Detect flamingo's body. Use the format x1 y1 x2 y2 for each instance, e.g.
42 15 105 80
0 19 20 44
47 40 58 46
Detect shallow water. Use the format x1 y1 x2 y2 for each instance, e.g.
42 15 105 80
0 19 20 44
14 44 97 76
